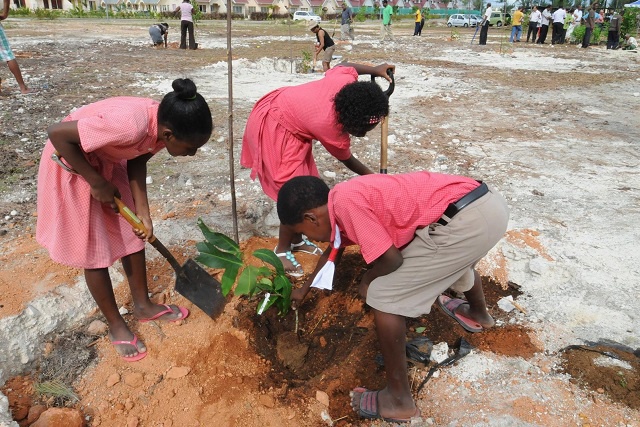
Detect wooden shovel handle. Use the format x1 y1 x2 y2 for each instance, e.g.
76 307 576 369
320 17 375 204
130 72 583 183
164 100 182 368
114 197 157 243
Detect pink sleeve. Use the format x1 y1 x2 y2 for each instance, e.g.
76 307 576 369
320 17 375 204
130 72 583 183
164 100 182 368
333 192 394 264
77 107 151 154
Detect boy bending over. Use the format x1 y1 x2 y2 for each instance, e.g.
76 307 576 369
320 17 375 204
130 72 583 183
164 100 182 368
277 172 509 422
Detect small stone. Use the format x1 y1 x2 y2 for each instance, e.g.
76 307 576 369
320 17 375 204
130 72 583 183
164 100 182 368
107 373 121 387
146 176 153 184
258 394 275 408
431 342 449 364
319 336 327 347
118 306 129 315
323 171 337 179
126 415 139 427
497 296 516 312
316 390 330 407
124 399 134 411
166 366 191 379
123 372 144 388
452 138 460 143
31 408 84 427
27 405 47 424
596 388 604 393
87 319 108 335
10 210 18 216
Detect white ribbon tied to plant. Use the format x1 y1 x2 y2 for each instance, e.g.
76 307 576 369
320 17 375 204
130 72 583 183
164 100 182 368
310 224 341 291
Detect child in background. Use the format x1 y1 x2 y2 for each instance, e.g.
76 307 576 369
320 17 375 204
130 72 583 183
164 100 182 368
277 172 509 422
36 79 213 362
241 62 394 276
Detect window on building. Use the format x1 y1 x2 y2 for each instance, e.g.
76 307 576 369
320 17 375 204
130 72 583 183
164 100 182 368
51 0 63 9
233 5 243 14
199 4 206 12
260 6 269 13
248 6 256 13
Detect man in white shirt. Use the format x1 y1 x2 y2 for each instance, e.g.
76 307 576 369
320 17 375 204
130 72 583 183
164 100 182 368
527 6 541 43
536 5 552 44
479 3 492 45
551 6 566 45
565 5 582 41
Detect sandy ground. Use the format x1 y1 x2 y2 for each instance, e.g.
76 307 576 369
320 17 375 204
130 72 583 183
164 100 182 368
1 17 639 427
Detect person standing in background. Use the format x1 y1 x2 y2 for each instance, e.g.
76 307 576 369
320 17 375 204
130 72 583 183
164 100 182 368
551 6 566 45
381 0 394 42
537 5 552 44
0 0 32 94
309 21 336 72
175 0 196 50
413 8 422 36
527 6 541 43
607 11 621 49
340 2 355 41
565 5 582 42
479 3 491 45
582 3 597 49
509 6 524 43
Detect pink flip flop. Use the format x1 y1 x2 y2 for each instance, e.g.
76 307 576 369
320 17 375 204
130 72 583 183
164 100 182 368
437 295 483 333
111 334 147 362
139 304 189 323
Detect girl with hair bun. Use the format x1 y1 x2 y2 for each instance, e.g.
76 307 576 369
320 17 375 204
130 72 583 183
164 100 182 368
36 78 213 362
241 62 394 277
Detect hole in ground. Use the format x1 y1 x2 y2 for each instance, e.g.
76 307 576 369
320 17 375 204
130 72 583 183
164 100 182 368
235 248 539 423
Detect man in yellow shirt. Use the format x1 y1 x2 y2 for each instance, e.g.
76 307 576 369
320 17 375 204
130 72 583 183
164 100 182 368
510 6 525 42
413 9 422 36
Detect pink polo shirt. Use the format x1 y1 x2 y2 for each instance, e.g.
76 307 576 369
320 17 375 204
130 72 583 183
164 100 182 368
328 172 480 264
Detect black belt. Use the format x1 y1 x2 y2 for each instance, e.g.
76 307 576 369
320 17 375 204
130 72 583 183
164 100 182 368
437 182 489 226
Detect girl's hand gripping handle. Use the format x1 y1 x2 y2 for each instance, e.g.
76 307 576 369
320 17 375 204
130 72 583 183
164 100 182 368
114 197 155 242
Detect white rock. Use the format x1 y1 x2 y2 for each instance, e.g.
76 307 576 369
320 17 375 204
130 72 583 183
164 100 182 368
497 296 516 312
323 171 337 179
431 342 449 364
10 210 17 216
529 257 549 275
118 306 129 315
145 176 153 184
452 138 460 143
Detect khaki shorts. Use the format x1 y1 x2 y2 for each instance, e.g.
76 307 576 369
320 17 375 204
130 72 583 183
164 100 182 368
366 185 509 318
322 45 335 63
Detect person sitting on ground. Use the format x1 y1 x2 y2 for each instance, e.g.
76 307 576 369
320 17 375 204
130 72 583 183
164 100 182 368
149 22 169 47
36 78 213 362
309 21 335 72
241 62 394 276
276 172 509 423
619 34 638 50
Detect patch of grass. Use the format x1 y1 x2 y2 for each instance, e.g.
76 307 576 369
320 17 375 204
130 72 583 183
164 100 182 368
34 379 79 403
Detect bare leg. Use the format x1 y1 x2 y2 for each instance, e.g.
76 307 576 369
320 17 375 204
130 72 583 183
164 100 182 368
323 61 330 72
84 267 145 357
453 269 495 328
121 250 184 321
7 59 30 94
351 309 418 420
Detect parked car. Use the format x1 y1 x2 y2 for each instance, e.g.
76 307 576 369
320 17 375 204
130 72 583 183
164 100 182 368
489 12 511 27
447 14 477 27
466 14 483 26
293 11 321 22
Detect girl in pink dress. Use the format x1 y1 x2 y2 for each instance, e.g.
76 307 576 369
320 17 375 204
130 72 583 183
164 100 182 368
241 62 394 276
36 78 213 362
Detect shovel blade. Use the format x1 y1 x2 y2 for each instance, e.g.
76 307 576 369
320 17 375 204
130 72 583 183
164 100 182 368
175 259 226 319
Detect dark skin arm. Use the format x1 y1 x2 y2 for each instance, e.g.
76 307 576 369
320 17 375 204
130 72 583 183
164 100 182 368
336 62 395 82
47 121 121 210
341 155 374 175
291 244 403 309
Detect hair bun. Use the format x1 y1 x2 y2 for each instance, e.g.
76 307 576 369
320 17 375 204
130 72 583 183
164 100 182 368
171 78 198 101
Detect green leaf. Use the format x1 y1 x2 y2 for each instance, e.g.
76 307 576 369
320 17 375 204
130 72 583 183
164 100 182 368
236 265 261 296
220 265 240 296
197 218 241 256
253 248 285 275
256 278 274 292
195 249 243 270
256 267 272 278
275 275 292 315
415 326 426 334
273 274 291 293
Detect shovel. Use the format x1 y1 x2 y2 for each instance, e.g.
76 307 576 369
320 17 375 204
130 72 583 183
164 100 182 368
114 198 226 319
372 69 395 174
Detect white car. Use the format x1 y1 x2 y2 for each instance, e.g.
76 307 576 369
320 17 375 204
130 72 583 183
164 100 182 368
447 14 478 27
293 11 321 22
